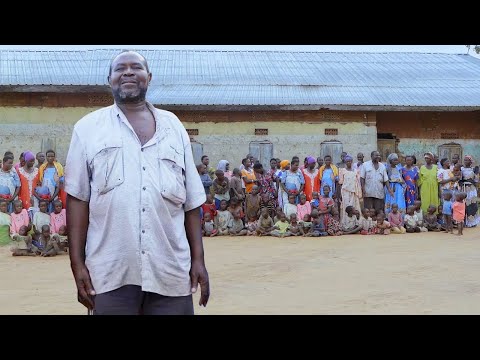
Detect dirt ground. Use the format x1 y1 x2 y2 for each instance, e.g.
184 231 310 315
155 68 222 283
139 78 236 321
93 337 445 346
1 228 480 315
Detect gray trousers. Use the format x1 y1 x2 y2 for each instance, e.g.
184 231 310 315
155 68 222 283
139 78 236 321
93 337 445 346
93 285 194 315
363 197 385 215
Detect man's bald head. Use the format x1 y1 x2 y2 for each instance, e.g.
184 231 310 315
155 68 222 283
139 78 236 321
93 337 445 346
109 50 150 77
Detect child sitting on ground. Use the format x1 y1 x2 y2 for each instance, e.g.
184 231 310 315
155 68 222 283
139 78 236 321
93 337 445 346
307 214 328 237
442 192 453 234
375 211 391 235
11 225 36 256
32 200 50 241
227 197 244 220
202 212 218 237
273 207 283 224
326 206 343 236
342 206 362 235
413 200 426 227
271 212 292 238
299 214 312 236
40 225 63 257
404 205 427 233
0 200 10 246
202 194 218 222
246 215 259 236
387 204 406 234
52 225 68 251
452 192 466 236
424 205 441 232
215 200 232 236
228 209 247 236
437 205 446 230
360 208 375 235
288 214 302 236
256 208 275 236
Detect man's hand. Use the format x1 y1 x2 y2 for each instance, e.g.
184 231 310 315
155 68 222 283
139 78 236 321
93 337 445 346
190 260 210 307
71 263 96 310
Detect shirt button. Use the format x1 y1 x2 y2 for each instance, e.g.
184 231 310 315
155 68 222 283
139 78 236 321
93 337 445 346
142 230 145 234
143 187 146 190
142 208 146 212
143 167 146 171
141 148 144 152
142 251 145 254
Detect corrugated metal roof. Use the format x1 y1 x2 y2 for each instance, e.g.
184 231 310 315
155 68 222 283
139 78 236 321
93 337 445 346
1 49 480 108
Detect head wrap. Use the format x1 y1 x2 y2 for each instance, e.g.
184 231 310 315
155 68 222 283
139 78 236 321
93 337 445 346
280 160 290 170
23 151 35 162
306 156 316 165
387 153 398 164
344 154 353 162
217 160 229 172
465 155 474 164
424 152 434 160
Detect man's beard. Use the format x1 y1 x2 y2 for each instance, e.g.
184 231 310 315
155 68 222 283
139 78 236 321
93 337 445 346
112 86 148 104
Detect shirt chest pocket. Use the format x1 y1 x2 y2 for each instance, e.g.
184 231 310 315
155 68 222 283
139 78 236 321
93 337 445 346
158 145 186 206
90 143 125 195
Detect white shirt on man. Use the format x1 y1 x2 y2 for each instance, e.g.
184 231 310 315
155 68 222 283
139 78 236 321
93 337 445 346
65 103 206 297
360 160 389 199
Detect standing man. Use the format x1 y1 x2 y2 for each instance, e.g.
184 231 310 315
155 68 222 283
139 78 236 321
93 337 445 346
336 152 348 169
35 152 45 169
360 151 390 214
65 50 209 315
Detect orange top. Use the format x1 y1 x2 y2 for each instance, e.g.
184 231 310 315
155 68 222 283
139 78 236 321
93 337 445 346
302 168 320 201
17 166 39 209
241 168 257 194
452 201 466 222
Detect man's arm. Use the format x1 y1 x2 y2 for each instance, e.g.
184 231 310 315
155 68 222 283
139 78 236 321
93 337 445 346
67 195 95 310
64 128 95 310
185 207 210 307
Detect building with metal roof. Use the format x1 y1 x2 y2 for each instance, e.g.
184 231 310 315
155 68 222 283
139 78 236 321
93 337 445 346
0 49 479 167
1 49 480 110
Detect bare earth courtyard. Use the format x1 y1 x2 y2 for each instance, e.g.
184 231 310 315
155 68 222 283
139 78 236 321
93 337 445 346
1 229 480 315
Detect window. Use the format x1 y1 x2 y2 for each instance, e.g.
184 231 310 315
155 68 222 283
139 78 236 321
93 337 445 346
438 143 462 162
255 129 269 136
320 141 343 164
249 141 274 170
191 142 204 165
186 129 199 136
324 128 338 136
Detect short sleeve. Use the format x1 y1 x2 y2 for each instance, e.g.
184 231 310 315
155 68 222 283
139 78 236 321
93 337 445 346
360 163 367 179
12 170 20 188
65 129 91 202
180 127 207 212
298 171 305 185
382 166 389 182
